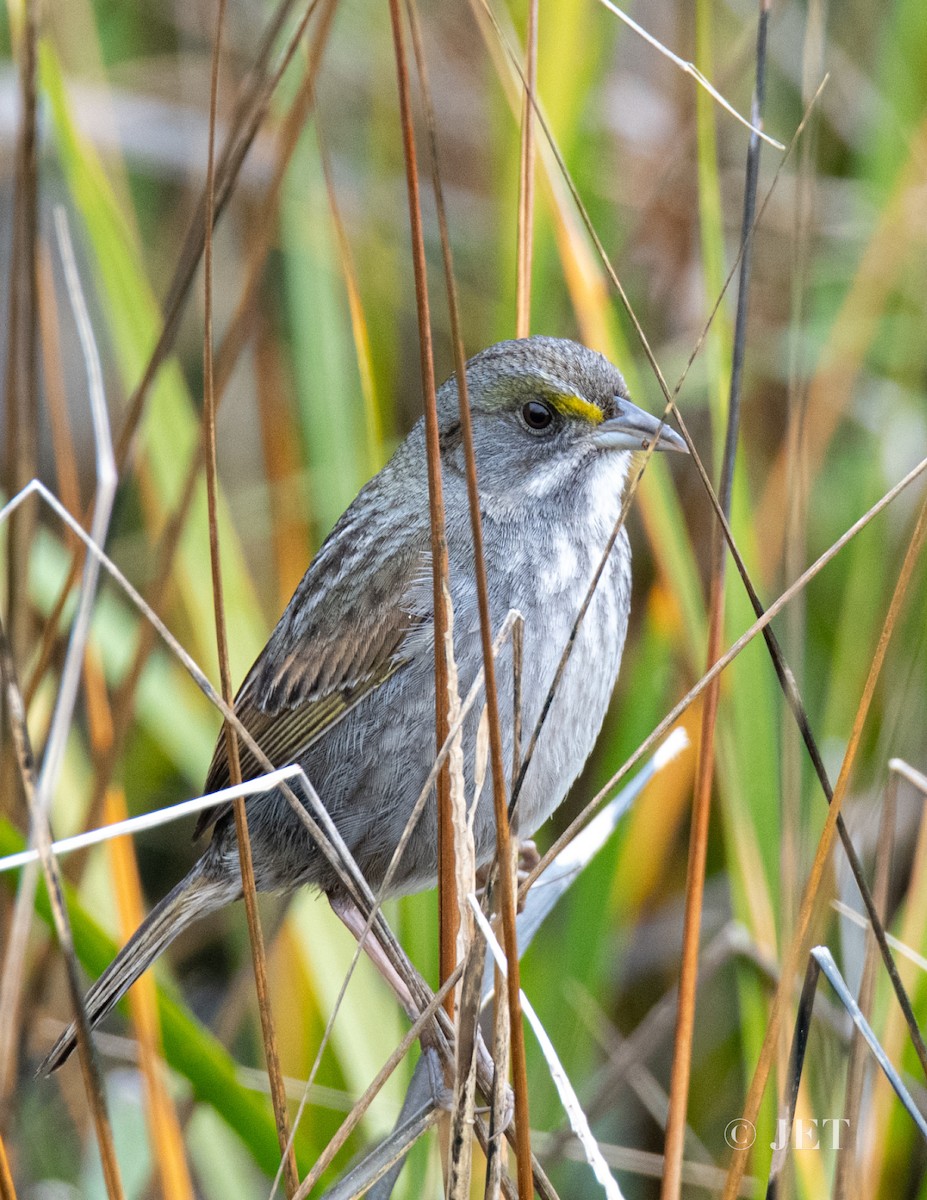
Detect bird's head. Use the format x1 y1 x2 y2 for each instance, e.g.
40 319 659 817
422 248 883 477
436 336 686 516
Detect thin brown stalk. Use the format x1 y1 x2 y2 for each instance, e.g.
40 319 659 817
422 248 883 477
511 616 524 792
114 0 321 471
492 40 925 1087
661 9 770 1197
721 490 927 1200
781 0 825 962
2 0 39 673
19 243 80 728
52 8 338 872
0 209 117 1109
660 636 722 1200
274 614 522 1187
202 5 297 1193
23 0 331 716
447 937 488 1198
0 0 38 951
386 0 456 1020
668 401 927 1085
82 656 195 1200
515 0 538 337
0 621 125 1200
403 0 535 1188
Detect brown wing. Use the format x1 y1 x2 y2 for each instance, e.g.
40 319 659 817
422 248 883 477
193 487 429 838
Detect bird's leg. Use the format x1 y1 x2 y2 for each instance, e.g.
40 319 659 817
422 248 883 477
513 837 540 881
329 894 421 1020
474 838 539 910
329 895 515 1132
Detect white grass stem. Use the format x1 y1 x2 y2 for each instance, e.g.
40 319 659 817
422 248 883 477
832 900 927 976
594 0 785 150
37 209 117 817
469 896 627 1200
889 758 927 797
0 214 119 1092
0 766 305 874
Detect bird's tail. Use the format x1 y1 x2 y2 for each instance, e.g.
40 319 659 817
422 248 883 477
40 859 237 1074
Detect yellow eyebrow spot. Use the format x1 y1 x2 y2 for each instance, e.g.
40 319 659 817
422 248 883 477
550 392 604 425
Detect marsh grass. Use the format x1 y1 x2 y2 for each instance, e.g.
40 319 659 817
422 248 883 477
2 1 927 1197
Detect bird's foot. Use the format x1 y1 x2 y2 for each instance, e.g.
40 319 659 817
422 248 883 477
475 839 540 911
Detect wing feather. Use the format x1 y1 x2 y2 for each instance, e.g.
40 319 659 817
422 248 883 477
193 481 429 838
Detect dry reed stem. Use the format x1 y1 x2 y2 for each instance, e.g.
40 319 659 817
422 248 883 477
502 55 924 1087
24 0 329 716
661 10 771 1196
403 1 536 1188
83 656 196 1200
721 490 927 1200
0 210 116 1108
0 622 125 1200
2 0 39 673
447 936 487 1198
114 0 319 469
595 0 784 149
485 958 511 1200
202 2 297 1192
385 0 457 1024
52 4 337 886
0 0 40 1085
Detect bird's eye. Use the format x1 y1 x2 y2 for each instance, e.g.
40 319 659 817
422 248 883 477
522 400 554 431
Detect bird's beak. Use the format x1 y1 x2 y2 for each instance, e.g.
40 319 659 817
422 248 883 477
592 397 688 455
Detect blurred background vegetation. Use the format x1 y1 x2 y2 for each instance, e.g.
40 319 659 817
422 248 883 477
1 0 927 1196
